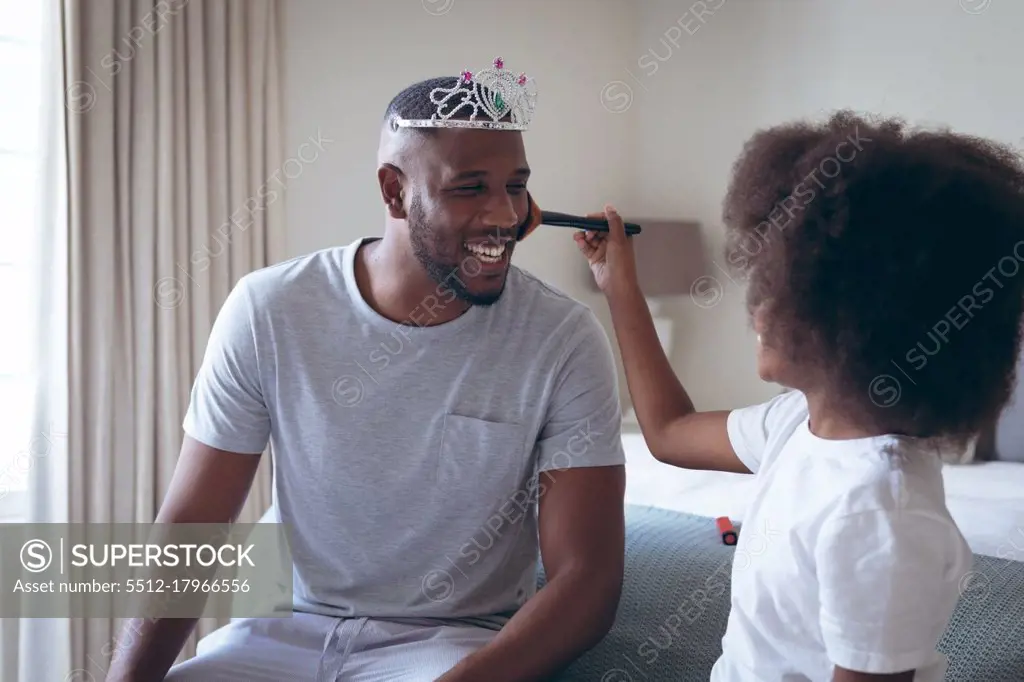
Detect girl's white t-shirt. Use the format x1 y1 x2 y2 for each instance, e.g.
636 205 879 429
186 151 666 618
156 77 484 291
710 390 972 682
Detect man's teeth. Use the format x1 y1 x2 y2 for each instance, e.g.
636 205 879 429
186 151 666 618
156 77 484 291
466 243 506 263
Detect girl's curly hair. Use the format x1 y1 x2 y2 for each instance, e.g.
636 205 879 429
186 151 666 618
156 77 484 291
723 111 1024 441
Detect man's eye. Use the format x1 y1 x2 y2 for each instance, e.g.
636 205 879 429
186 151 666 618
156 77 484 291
508 184 527 193
454 185 485 193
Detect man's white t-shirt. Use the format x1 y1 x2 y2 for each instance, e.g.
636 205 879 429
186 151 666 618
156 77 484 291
181 238 626 628
709 390 972 681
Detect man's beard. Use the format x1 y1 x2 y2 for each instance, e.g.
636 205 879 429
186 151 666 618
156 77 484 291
407 196 508 307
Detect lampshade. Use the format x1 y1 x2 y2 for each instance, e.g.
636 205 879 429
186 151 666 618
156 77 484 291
585 219 707 297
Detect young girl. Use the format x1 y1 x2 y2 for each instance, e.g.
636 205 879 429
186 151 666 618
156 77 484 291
576 111 1024 682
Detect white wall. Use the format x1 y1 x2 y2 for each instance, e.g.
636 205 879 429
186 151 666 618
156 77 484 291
628 0 1024 409
284 0 1024 411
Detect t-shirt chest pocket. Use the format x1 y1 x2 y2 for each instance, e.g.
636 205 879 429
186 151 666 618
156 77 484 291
436 413 527 520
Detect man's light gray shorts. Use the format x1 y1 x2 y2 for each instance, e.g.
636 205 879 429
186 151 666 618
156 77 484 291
164 613 498 681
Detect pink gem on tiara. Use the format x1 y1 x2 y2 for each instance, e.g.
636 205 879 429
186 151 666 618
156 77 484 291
493 57 504 69
517 73 527 85
460 70 472 83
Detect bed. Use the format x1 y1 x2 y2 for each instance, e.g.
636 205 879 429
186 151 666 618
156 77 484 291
621 427 1024 561
550 402 1024 681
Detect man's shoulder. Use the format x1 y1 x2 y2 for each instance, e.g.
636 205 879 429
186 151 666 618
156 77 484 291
236 243 353 305
507 265 578 304
505 265 596 331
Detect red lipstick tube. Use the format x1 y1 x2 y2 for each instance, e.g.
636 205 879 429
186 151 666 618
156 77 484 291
716 516 738 546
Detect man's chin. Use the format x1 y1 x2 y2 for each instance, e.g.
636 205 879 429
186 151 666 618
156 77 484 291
463 286 505 306
459 274 509 306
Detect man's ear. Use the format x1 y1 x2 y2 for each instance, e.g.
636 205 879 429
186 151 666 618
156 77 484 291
378 163 407 219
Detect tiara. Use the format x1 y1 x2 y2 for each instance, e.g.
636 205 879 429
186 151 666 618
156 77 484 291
392 57 538 131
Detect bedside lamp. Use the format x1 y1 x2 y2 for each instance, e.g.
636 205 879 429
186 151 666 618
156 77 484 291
584 219 707 423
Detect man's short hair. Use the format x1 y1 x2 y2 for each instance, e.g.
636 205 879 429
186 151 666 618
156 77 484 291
383 76 508 132
384 77 455 130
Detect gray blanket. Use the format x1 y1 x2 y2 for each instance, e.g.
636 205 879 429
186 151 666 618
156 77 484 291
541 505 1024 681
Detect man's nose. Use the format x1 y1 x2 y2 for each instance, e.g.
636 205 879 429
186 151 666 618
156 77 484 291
484 191 519 230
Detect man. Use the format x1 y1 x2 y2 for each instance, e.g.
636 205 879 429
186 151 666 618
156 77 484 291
107 57 627 681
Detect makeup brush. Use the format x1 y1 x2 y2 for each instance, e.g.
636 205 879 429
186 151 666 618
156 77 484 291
517 192 642 240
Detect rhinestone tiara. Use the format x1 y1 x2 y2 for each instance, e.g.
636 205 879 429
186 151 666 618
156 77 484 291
392 56 538 132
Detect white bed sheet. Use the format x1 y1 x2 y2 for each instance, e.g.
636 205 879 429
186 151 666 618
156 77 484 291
622 432 1024 559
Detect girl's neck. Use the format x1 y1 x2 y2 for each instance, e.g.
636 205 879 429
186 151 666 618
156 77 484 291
802 390 889 441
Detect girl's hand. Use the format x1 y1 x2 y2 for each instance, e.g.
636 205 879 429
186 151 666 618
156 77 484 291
573 204 640 297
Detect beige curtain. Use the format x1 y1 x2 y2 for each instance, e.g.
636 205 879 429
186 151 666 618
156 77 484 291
61 0 283 671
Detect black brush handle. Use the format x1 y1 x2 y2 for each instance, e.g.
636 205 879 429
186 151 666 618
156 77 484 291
540 210 642 235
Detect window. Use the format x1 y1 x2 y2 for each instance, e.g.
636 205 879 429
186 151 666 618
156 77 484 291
0 0 45 520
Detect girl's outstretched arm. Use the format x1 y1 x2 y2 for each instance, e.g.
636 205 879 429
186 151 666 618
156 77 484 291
575 206 751 474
